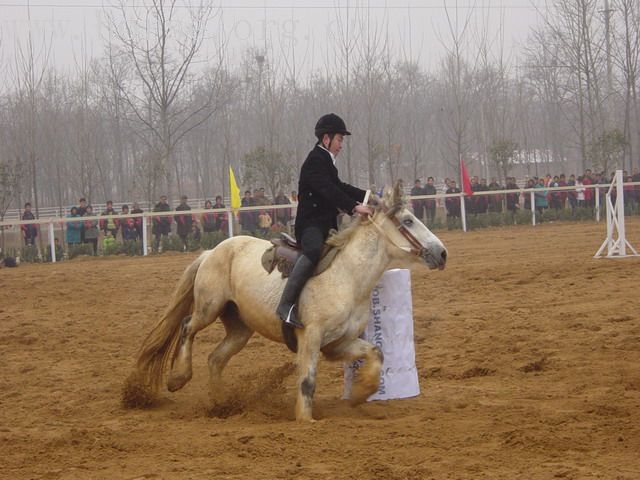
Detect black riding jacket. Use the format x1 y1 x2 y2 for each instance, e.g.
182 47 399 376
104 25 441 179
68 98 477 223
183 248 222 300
295 144 366 239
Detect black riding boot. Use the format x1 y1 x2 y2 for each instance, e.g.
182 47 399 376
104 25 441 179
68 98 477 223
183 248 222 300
276 254 316 328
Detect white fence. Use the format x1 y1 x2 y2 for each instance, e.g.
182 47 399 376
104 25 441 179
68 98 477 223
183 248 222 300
2 182 640 263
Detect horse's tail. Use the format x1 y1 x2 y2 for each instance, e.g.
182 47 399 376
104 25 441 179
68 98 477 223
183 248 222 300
126 252 207 401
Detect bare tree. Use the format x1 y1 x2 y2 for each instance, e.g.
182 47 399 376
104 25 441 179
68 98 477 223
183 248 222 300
0 156 23 250
353 9 387 186
435 2 481 178
613 0 640 169
534 0 608 171
9 13 53 218
106 0 222 204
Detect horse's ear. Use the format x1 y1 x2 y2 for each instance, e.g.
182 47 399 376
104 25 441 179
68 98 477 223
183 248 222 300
392 181 406 206
380 186 394 210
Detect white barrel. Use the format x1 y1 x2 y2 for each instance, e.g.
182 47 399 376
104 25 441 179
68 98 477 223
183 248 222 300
344 269 420 401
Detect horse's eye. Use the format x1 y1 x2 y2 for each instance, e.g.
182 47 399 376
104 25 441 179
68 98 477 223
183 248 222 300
403 218 413 227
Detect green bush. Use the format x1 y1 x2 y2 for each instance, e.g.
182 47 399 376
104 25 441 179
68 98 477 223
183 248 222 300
119 240 143 256
103 240 121 256
44 246 65 262
68 243 94 259
200 231 227 250
161 234 186 252
446 217 463 231
512 209 530 225
20 245 41 263
426 218 446 231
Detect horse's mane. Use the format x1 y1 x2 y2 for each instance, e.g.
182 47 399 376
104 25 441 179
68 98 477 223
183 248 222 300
325 184 406 250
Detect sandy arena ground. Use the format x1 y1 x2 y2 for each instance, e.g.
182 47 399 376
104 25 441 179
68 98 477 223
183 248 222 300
1 219 640 479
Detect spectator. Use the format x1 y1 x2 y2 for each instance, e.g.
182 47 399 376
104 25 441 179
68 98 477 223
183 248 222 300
423 177 437 225
523 179 535 211
549 175 561 210
78 198 88 243
120 205 137 242
100 200 118 238
290 190 298 225
575 176 586 209
50 237 64 261
476 178 490 214
505 177 519 214
131 202 144 241
445 180 461 218
468 176 479 214
201 200 216 234
274 190 292 227
410 179 425 222
624 175 636 212
83 205 99 255
78 197 88 216
567 174 577 212
174 195 193 251
21 202 38 246
192 222 201 243
240 190 257 234
258 209 272 236
488 177 503 213
534 178 548 215
632 168 640 213
558 174 568 209
152 195 172 251
212 195 227 232
582 172 594 208
66 206 83 247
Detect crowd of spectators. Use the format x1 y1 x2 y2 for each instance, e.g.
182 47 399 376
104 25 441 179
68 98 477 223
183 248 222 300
410 169 640 222
16 169 640 256
18 188 298 257
62 198 145 255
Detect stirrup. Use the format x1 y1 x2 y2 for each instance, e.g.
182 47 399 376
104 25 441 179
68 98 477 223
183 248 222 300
282 304 304 329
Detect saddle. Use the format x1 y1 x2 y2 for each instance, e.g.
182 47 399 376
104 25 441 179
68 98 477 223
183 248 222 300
261 231 339 278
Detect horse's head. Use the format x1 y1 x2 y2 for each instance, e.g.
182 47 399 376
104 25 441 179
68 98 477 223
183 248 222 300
371 182 447 270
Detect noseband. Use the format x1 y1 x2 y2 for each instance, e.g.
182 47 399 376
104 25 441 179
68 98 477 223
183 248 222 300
388 214 427 257
368 207 426 257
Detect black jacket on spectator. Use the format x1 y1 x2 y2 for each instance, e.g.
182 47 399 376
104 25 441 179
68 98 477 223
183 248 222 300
295 144 366 239
152 202 172 235
21 211 38 242
174 203 193 237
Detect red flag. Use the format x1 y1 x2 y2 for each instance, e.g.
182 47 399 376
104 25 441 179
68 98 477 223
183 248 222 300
460 158 473 196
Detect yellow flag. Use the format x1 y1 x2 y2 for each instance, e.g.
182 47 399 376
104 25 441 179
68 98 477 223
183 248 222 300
229 167 241 210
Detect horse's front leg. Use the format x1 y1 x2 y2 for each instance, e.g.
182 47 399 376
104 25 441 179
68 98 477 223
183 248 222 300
325 338 383 405
294 328 322 422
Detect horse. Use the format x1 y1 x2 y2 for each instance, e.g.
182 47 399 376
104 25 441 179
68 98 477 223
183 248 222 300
124 183 447 421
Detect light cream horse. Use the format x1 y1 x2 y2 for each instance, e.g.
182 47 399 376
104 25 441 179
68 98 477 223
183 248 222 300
125 184 447 421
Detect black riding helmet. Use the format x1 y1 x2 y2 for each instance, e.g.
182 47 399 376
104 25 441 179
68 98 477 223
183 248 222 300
314 113 351 140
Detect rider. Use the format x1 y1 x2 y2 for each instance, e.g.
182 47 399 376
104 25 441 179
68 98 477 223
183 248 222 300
276 113 373 329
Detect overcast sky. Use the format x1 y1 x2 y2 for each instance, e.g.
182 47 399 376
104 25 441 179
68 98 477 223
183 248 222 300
0 0 544 81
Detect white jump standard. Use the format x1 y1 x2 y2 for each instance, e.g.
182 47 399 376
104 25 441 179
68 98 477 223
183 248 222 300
594 170 639 259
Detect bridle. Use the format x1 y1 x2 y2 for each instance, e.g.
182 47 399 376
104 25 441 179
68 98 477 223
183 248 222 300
367 206 427 258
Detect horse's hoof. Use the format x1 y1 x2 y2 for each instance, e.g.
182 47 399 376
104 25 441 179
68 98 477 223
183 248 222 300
296 415 317 423
167 372 191 392
348 386 371 406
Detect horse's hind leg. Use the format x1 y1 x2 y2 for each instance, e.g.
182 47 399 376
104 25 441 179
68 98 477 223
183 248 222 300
324 338 383 406
167 298 222 392
207 302 253 387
